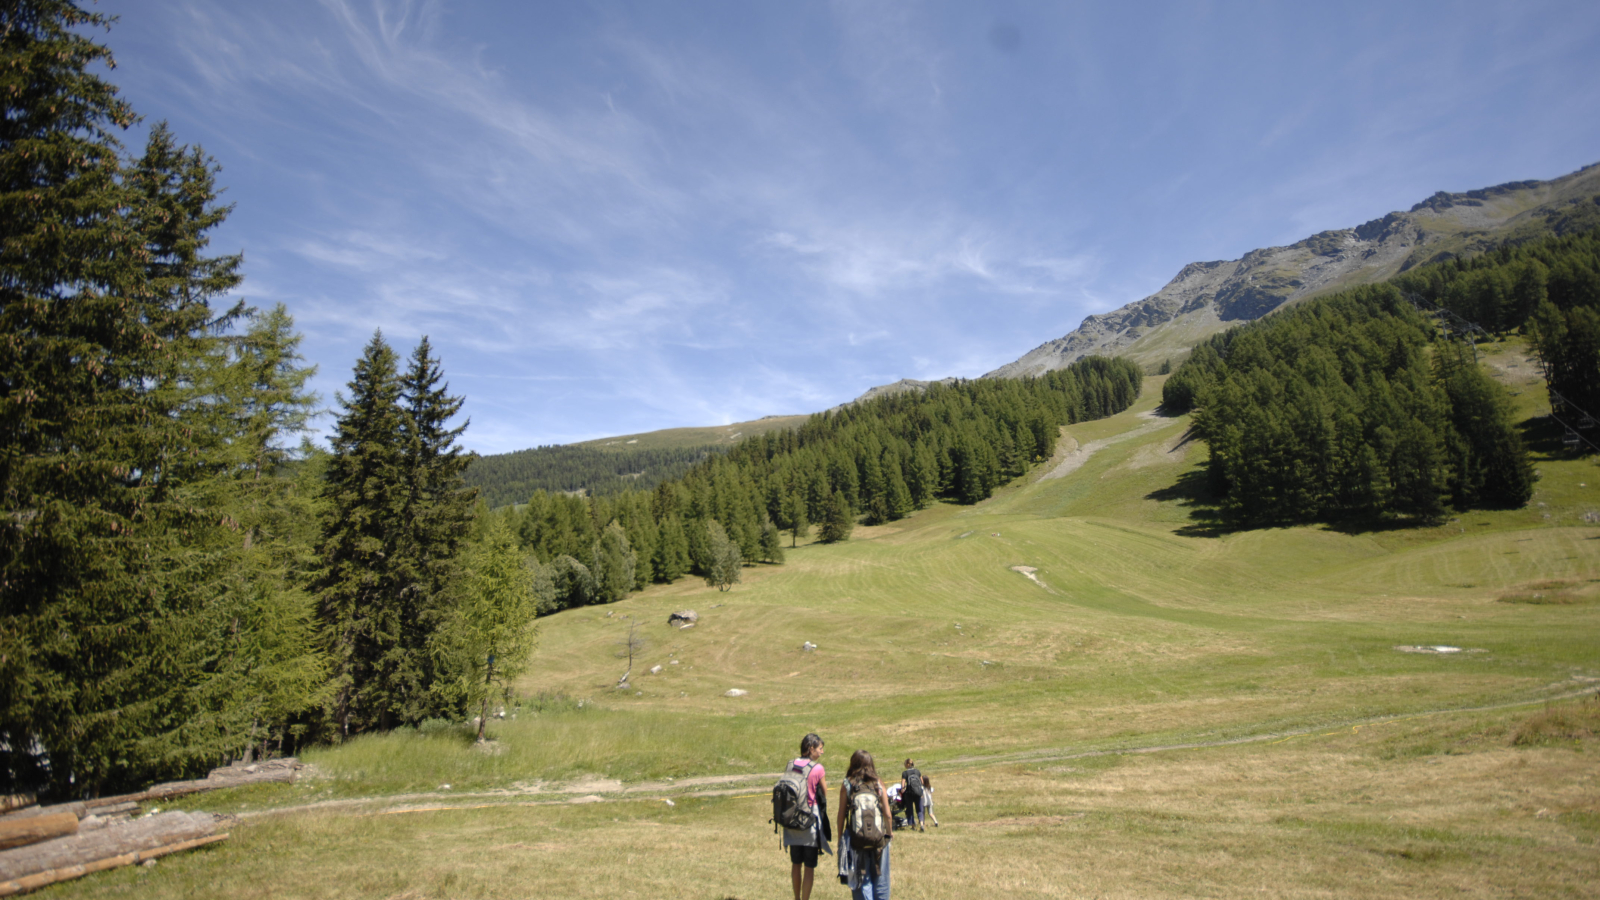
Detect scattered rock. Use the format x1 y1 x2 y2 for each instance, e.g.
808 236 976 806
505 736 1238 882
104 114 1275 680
725 688 748 697
669 660 679 665
1010 565 1043 586
616 682 631 691
802 641 817 652
141 859 158 868
663 799 675 807
668 609 698 626
679 623 696 630
440 784 451 791
649 664 662 674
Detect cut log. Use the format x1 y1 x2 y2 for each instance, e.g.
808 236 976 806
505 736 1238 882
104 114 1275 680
0 811 221 884
0 758 299 827
135 757 299 801
0 833 226 897
0 800 32 817
0 815 76 852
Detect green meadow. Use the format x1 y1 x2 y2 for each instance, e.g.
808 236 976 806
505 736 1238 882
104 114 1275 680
52 355 1600 899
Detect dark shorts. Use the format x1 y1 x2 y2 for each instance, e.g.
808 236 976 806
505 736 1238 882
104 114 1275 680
789 844 819 868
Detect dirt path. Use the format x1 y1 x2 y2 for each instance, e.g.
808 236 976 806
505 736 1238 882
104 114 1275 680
1040 412 1179 481
235 684 1600 820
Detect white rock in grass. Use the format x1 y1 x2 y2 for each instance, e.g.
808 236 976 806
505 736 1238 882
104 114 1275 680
650 665 662 674
725 688 748 697
802 641 817 651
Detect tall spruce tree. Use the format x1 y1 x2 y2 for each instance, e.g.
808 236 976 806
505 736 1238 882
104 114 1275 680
317 333 409 735
818 492 854 544
317 334 477 734
0 2 266 795
396 337 477 720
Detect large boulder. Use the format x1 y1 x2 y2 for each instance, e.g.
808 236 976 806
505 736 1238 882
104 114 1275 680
668 609 698 627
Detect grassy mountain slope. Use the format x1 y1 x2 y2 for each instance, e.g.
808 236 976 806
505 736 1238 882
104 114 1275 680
571 414 812 452
988 162 1600 376
107 354 1600 900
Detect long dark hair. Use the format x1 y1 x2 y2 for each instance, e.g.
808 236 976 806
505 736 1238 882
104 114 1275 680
846 749 880 790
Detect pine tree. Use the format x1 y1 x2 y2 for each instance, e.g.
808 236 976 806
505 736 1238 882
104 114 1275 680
0 2 260 794
818 492 855 544
758 516 786 564
652 511 691 582
786 491 810 547
396 337 478 721
703 520 742 591
316 333 408 736
591 521 637 604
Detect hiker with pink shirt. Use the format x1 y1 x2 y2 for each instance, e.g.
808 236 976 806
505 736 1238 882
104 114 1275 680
780 733 831 900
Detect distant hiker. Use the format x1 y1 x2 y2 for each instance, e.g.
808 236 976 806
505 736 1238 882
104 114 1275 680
900 759 930 832
836 749 892 900
776 733 830 900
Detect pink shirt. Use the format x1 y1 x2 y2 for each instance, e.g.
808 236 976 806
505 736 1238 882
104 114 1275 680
790 758 825 806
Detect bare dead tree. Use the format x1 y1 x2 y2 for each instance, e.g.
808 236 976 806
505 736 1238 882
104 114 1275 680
614 618 646 685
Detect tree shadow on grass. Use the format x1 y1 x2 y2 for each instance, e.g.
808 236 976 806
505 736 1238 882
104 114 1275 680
1520 411 1599 462
1145 468 1235 537
1147 463 1446 538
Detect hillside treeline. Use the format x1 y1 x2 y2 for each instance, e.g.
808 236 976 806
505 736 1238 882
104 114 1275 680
2 3 536 797
1163 285 1534 525
1391 226 1600 421
511 356 1145 613
465 443 722 508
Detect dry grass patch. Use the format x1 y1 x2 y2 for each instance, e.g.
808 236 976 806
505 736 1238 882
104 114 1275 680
1511 695 1600 746
1497 579 1594 605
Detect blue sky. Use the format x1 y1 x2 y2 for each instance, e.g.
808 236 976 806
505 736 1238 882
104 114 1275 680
101 1 1600 453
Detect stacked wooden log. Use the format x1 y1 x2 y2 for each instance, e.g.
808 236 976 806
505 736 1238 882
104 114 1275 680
0 811 226 896
135 757 300 802
0 757 298 894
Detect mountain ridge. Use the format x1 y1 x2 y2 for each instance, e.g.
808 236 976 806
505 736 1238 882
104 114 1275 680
983 162 1600 377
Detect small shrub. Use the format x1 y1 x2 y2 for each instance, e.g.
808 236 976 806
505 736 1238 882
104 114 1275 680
521 692 591 714
1512 697 1600 747
417 718 476 743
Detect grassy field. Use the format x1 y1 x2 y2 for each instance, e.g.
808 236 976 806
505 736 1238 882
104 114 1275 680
46 352 1600 899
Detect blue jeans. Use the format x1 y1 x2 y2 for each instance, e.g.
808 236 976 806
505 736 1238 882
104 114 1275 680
852 842 890 900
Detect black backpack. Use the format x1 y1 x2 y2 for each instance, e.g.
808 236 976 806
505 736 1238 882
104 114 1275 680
771 761 817 834
903 767 923 799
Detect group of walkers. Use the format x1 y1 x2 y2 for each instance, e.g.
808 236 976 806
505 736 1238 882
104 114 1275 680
774 733 937 900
